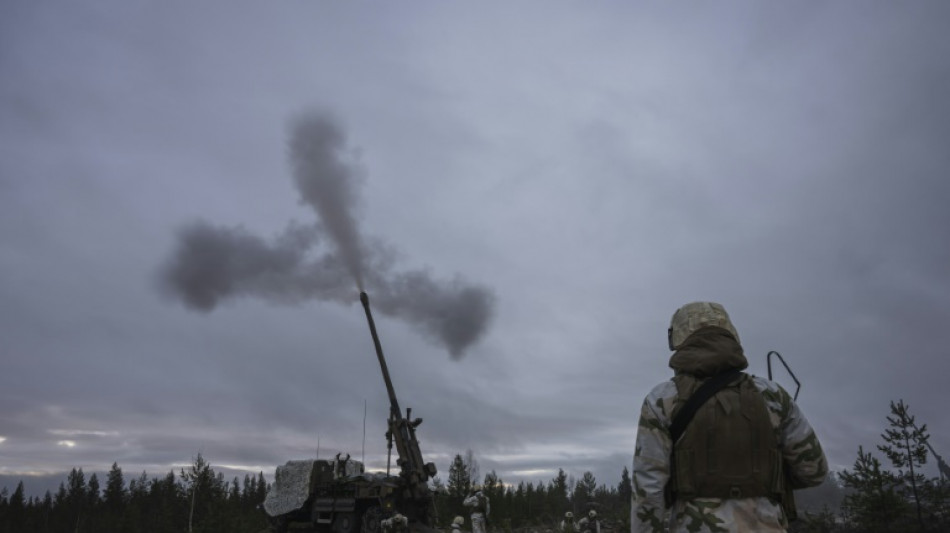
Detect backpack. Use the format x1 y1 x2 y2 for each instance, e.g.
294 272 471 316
666 370 785 504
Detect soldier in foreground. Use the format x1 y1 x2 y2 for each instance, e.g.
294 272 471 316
632 302 828 532
463 486 490 533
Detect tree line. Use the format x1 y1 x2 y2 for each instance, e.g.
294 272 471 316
1 398 947 533
0 454 269 533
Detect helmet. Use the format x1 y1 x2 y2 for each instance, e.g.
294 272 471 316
668 301 739 350
588 510 596 518
453 516 465 527
565 512 573 519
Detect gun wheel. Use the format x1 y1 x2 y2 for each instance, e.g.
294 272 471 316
334 513 358 533
361 506 382 533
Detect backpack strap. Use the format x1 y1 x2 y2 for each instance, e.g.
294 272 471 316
669 368 743 445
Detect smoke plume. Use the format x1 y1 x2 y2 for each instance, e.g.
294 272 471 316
160 111 495 358
289 114 367 289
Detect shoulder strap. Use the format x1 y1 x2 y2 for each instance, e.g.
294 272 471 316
669 368 743 444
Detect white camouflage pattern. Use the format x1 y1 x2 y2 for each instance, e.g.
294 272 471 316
632 376 827 533
263 460 316 517
463 491 489 533
669 302 739 350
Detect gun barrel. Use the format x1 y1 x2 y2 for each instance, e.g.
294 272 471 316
360 292 402 418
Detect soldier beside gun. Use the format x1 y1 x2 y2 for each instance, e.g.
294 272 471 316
463 486 490 533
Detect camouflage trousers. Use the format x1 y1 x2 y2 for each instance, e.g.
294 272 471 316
470 513 486 533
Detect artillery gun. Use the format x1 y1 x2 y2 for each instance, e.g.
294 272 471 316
263 292 438 533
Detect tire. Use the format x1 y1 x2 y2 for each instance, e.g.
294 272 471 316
334 513 359 533
361 506 383 533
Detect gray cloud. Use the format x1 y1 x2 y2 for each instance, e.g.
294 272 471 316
3 0 950 499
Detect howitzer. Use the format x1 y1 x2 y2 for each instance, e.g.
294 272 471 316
261 292 437 533
360 291 438 499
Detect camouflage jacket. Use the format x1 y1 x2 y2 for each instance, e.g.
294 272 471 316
463 492 490 516
632 330 827 533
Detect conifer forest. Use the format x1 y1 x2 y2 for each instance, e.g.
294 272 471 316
1 399 948 533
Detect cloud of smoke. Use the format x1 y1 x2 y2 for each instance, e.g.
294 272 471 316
160 111 495 357
289 113 367 289
160 221 353 310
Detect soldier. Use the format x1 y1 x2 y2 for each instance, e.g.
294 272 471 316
559 512 576 533
577 510 599 533
632 302 828 533
463 485 490 533
451 515 466 533
381 512 408 533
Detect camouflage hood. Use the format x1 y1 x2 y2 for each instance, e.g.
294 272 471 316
668 326 748 378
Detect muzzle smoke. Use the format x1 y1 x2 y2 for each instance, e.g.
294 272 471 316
160 111 494 358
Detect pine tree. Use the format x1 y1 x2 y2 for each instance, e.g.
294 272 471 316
241 473 253 506
104 462 126 511
87 473 101 507
576 472 597 508
100 462 126 531
181 453 214 532
447 454 471 520
878 399 928 531
65 467 87 532
7 481 26 532
839 445 906 532
447 455 471 498
618 465 632 531
256 472 268 505
40 490 53 532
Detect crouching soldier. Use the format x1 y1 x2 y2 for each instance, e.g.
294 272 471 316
451 515 466 533
560 512 576 533
577 510 599 533
381 512 408 533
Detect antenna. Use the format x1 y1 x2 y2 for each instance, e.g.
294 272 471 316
362 398 367 464
767 351 801 400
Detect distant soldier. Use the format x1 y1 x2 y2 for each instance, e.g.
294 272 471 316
463 486 490 533
559 512 576 533
576 510 599 533
451 515 466 533
333 452 352 479
632 301 829 532
381 512 408 533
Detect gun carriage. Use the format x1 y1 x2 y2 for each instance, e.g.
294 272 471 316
263 292 438 533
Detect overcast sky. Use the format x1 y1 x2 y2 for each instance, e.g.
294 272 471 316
2 2 950 497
